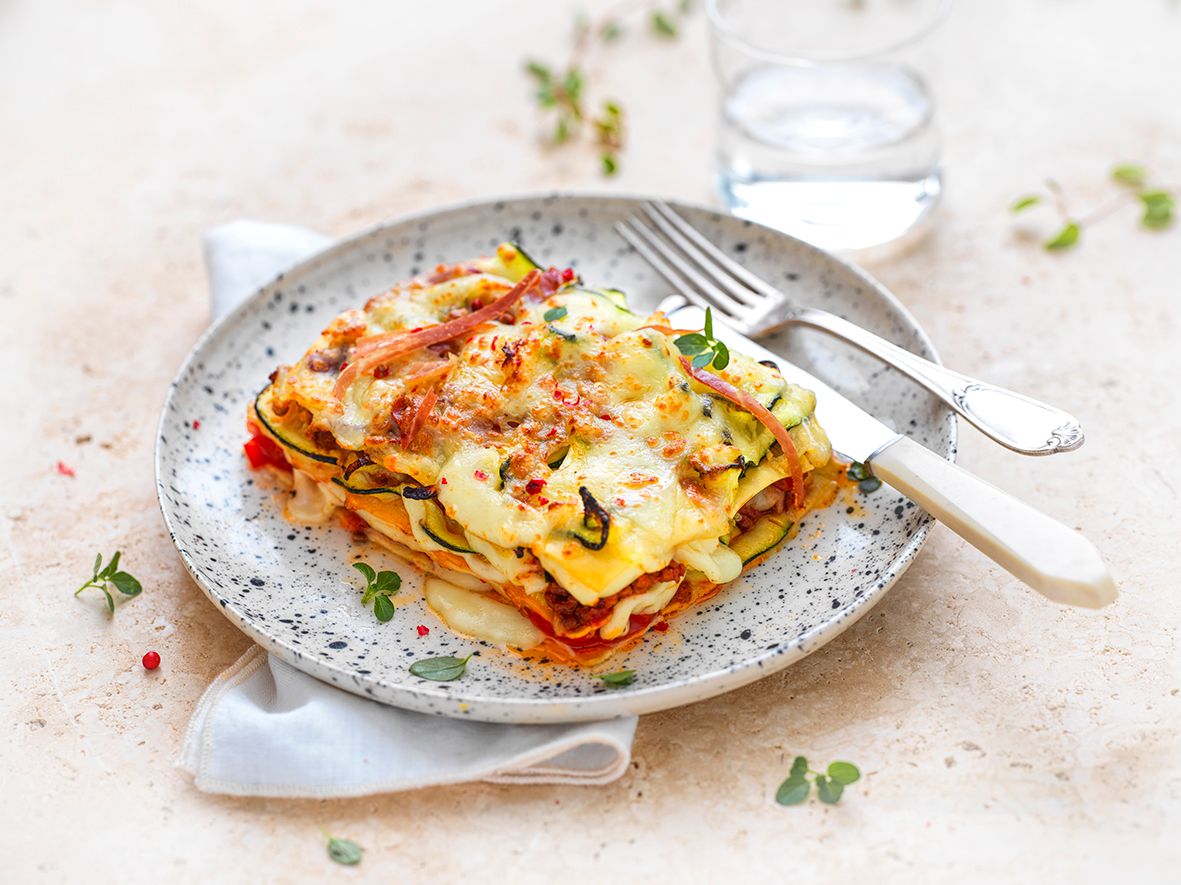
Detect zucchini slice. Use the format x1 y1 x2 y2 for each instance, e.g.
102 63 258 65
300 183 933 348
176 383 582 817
253 386 337 464
572 286 634 314
728 513 793 565
598 287 629 309
419 501 478 554
331 476 400 496
474 242 542 282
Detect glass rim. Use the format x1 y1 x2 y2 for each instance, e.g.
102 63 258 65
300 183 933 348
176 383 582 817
705 0 953 64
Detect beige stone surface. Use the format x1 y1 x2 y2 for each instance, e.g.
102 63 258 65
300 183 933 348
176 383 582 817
2 0 1179 881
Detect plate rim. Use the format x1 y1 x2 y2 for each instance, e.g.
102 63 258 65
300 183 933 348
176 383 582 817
156 190 957 722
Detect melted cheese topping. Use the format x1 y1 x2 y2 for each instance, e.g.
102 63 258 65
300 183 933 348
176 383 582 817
268 245 832 610
423 576 544 649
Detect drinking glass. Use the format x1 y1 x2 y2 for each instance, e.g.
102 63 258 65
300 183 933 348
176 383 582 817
707 0 951 252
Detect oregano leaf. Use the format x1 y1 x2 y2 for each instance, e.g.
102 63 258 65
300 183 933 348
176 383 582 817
327 836 363 866
409 655 471 681
775 777 811 806
1111 163 1147 186
827 761 861 785
816 775 844 804
651 10 678 36
1044 221 1081 250
373 595 395 623
595 669 636 687
110 572 142 597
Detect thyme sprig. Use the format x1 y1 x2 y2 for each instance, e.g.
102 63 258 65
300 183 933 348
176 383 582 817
775 756 861 806
75 551 142 614
1011 162 1176 250
525 1 695 175
352 561 400 623
675 307 730 370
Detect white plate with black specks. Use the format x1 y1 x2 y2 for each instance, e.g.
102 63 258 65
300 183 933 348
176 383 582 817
156 193 955 723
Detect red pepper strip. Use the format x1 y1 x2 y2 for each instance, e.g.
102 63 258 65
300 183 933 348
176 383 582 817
679 356 803 508
402 385 438 450
636 324 699 335
243 431 291 471
333 270 541 402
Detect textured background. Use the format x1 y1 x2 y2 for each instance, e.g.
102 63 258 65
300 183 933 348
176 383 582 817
1 0 1178 881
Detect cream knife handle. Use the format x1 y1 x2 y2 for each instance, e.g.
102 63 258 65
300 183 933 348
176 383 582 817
869 436 1118 608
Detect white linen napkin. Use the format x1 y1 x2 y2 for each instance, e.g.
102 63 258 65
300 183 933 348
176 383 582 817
177 219 638 798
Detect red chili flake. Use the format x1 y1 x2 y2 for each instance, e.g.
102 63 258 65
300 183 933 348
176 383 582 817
56 461 75 477
561 267 575 282
474 469 488 481
440 477 448 485
546 427 558 438
192 419 201 430
537 497 550 505
599 413 611 421
339 361 349 371
416 625 430 637
525 478 547 495
615 497 626 507
142 651 161 670
653 621 670 633
410 327 423 333
373 365 390 379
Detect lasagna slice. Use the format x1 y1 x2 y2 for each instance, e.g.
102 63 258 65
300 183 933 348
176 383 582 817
244 244 838 665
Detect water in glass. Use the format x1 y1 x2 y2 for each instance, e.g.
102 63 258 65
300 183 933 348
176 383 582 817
719 60 940 252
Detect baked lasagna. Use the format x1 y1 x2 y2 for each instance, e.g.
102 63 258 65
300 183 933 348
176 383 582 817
244 244 838 664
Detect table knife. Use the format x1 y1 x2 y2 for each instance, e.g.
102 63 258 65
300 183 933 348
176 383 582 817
667 303 1117 609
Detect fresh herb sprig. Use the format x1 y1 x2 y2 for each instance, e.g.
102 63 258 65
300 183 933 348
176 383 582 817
409 654 472 682
595 669 637 687
847 461 881 494
352 562 400 623
775 756 861 806
324 832 363 866
524 1 695 175
1011 162 1176 251
675 307 730 370
75 551 141 614
543 305 578 341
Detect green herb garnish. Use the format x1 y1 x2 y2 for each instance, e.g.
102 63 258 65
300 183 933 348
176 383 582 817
1011 162 1175 250
846 461 881 494
1139 189 1176 230
595 669 636 687
675 307 730 370
650 10 678 36
775 756 861 806
543 305 568 322
352 562 400 623
326 835 363 866
75 551 141 614
1044 221 1081 250
409 654 472 681
1111 163 1147 186
524 4 693 175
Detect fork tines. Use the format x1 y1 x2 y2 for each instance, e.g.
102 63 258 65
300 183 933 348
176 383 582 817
615 201 783 332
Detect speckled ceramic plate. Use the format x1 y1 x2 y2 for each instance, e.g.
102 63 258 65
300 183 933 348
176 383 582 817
156 193 955 723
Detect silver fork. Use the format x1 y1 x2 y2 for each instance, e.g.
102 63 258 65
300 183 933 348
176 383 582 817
616 201 1084 457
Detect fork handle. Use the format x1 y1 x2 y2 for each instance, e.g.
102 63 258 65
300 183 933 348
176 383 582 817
870 436 1117 608
788 308 1084 456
